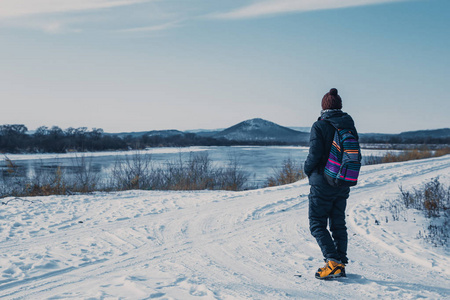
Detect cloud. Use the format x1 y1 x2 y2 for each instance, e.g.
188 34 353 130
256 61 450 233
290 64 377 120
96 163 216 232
117 20 182 33
0 0 149 18
0 15 83 34
212 0 408 19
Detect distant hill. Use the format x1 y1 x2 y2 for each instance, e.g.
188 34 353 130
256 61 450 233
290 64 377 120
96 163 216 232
398 128 450 140
108 121 449 146
107 118 308 145
113 130 185 139
184 129 222 138
146 130 185 138
288 126 311 133
360 128 450 144
212 118 309 144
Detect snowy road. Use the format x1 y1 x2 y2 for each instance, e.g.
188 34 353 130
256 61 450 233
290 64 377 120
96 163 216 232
0 155 449 299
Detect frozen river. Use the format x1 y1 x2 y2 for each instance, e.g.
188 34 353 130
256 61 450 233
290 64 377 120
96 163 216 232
0 146 387 187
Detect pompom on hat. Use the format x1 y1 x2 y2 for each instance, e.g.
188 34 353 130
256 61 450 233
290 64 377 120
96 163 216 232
322 88 342 110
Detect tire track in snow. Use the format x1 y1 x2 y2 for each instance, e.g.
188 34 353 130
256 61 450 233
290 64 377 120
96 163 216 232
0 185 313 299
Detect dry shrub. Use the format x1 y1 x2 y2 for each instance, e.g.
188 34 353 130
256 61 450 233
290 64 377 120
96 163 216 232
389 178 450 247
363 155 382 165
109 152 154 190
422 178 447 218
1 155 100 198
23 156 101 196
1 152 250 197
24 166 68 196
434 147 450 157
162 153 216 190
1 156 28 198
5 157 18 174
1 164 68 197
70 155 101 193
399 178 449 217
109 152 248 191
265 157 306 187
216 154 249 191
380 147 446 164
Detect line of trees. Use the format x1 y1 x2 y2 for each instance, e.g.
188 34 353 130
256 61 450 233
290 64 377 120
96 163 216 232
360 135 450 144
4 123 447 154
134 133 293 148
0 124 293 154
0 125 127 153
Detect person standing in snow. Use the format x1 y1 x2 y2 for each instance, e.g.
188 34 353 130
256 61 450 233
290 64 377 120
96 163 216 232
304 88 358 279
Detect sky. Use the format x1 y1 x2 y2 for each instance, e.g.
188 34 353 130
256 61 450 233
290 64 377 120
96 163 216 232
1 0 449 134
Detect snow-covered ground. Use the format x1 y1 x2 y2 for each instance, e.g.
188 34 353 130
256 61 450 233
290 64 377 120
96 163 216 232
0 155 449 299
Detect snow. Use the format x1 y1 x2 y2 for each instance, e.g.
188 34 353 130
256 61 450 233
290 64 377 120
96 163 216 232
0 155 449 299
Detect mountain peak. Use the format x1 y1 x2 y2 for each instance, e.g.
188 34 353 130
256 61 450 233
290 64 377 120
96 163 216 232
213 118 309 143
238 118 278 131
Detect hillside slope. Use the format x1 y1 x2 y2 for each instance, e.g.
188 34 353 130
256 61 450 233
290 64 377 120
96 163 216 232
0 156 449 299
213 118 309 143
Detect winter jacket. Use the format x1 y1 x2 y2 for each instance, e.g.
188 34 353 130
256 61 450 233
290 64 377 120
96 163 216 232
304 109 358 186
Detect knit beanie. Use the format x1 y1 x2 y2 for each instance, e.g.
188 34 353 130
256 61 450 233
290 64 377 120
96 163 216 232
321 88 342 110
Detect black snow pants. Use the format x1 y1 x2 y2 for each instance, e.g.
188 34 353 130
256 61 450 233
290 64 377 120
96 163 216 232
308 184 350 264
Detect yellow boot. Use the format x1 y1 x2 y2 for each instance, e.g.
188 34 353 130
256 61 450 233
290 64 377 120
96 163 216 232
315 260 346 279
